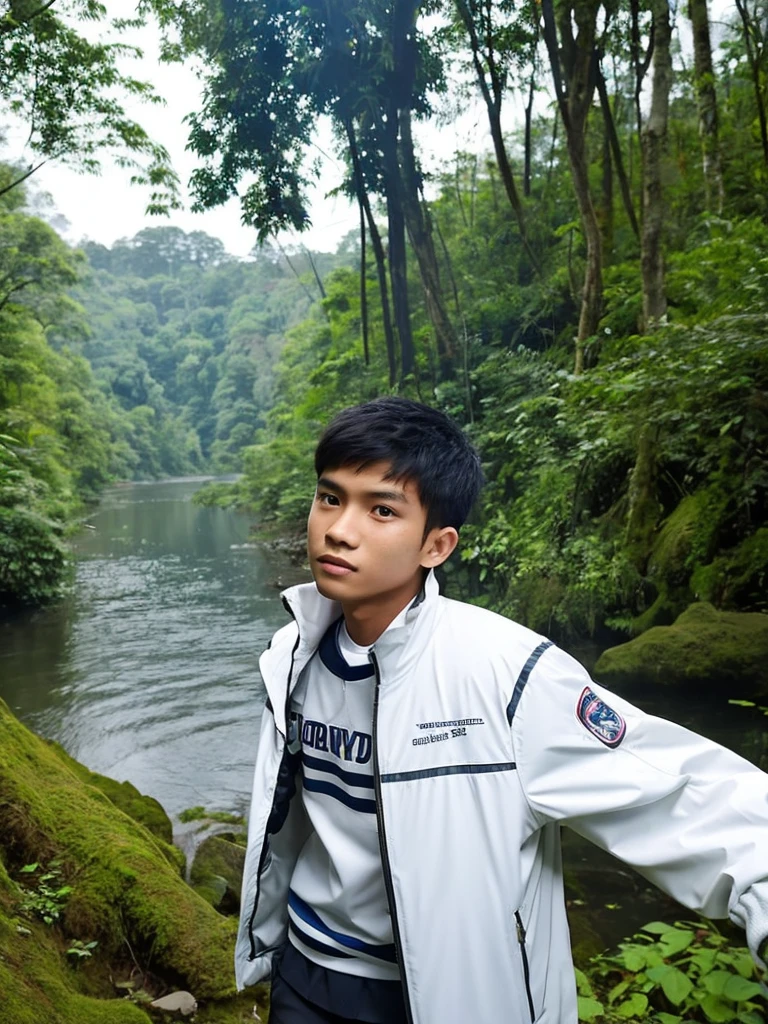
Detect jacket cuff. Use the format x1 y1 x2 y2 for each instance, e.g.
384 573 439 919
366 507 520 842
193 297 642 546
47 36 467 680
731 886 768 969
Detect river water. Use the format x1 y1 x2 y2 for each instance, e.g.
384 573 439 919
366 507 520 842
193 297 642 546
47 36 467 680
0 478 306 818
1 478 766 946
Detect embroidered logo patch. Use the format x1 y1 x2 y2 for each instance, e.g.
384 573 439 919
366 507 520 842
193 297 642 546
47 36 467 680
577 687 626 748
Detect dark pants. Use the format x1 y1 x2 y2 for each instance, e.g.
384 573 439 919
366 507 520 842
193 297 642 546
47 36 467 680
269 971 373 1024
268 945 408 1024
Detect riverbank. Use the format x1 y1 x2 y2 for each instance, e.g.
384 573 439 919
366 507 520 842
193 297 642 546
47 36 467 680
0 696 264 1024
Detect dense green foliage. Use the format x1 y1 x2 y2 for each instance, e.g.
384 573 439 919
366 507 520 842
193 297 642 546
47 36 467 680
191 0 768 642
576 920 766 1023
74 228 338 473
0 182 337 606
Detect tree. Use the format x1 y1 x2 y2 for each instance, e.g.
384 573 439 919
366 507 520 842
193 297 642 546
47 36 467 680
169 0 459 381
0 0 179 210
541 0 604 373
641 0 673 330
733 0 768 168
450 0 542 274
689 0 724 211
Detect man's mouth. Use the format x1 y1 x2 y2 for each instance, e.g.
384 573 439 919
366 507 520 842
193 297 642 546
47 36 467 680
317 555 357 575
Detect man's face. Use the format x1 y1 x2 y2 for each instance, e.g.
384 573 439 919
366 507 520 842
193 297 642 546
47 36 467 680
306 462 444 617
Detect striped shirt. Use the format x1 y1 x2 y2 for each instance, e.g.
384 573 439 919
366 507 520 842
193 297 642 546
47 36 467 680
287 617 399 981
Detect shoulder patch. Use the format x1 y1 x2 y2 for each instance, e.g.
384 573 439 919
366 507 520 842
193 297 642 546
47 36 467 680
577 687 626 748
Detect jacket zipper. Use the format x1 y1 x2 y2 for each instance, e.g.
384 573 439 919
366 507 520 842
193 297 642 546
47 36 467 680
247 606 300 962
515 910 536 1023
370 651 415 1024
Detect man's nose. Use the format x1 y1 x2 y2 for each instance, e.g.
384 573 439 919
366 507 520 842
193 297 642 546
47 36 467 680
325 506 360 547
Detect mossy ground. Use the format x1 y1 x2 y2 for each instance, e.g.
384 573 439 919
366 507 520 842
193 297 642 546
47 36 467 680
595 602 768 693
0 698 245 1024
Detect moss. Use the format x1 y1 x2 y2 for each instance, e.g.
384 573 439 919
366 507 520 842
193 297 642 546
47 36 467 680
648 492 714 585
190 837 245 914
194 988 270 1023
179 807 245 827
0 856 151 1024
595 602 768 694
47 741 175 847
691 527 768 611
0 698 238 1009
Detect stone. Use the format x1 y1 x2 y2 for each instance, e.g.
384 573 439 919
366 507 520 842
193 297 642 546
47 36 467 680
190 835 245 914
595 603 768 695
150 991 198 1016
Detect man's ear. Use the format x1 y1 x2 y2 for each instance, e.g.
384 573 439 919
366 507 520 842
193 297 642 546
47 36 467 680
420 526 459 568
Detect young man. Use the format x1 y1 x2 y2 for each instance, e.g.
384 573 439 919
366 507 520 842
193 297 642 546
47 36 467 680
235 397 768 1024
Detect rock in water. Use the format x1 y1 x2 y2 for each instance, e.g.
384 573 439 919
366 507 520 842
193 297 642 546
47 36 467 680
595 602 768 694
151 991 198 1015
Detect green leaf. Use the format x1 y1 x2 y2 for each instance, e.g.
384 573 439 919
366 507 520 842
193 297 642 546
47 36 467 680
623 948 650 972
616 992 648 1017
703 970 733 995
722 975 763 1001
608 979 630 1003
642 921 676 935
577 996 604 1021
660 967 693 1005
654 1015 683 1024
733 951 758 979
700 994 742 1022
659 929 695 956
574 968 594 997
647 965 675 984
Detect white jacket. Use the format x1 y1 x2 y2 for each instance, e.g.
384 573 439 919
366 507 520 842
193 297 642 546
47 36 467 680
235 572 768 1024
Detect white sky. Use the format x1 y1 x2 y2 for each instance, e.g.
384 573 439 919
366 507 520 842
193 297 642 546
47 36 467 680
0 2 494 258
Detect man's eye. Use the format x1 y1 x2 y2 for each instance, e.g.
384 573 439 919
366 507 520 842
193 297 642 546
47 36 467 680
319 493 339 506
374 505 395 518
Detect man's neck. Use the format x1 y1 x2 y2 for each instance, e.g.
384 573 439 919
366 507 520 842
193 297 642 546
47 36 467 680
341 581 423 647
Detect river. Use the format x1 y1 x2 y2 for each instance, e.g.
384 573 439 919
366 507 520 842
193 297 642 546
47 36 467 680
1 477 766 947
0 478 306 818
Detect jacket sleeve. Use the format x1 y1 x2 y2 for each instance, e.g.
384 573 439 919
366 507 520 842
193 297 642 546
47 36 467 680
511 644 768 969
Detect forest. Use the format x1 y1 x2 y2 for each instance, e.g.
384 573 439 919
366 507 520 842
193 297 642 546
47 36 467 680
2 0 766 644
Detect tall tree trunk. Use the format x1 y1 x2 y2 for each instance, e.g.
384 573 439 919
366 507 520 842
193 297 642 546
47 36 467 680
600 126 614 260
398 107 457 377
524 67 535 197
383 110 413 379
346 119 396 384
358 199 369 366
596 65 640 238
641 0 672 331
454 0 541 276
734 0 768 168
689 0 724 212
541 0 603 374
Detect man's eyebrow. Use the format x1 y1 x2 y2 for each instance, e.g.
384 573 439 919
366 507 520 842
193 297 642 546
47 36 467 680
316 476 409 503
368 488 409 503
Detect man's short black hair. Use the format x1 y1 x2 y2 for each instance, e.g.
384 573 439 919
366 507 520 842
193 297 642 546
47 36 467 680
314 397 484 534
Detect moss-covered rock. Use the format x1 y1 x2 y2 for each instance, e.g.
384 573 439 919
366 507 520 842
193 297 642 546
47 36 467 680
691 527 768 612
0 697 244 1022
0 855 151 1024
46 740 175 846
190 836 245 914
595 603 768 693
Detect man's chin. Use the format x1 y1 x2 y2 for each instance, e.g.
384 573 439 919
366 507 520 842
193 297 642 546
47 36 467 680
312 575 348 601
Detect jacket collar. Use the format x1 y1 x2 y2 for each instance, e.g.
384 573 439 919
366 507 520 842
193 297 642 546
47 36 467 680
264 572 442 736
277 569 441 687
281 569 439 648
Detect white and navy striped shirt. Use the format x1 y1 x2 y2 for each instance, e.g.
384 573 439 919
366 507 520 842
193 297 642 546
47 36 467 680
287 617 399 981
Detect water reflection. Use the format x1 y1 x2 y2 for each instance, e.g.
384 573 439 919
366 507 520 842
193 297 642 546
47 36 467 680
0 479 306 816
